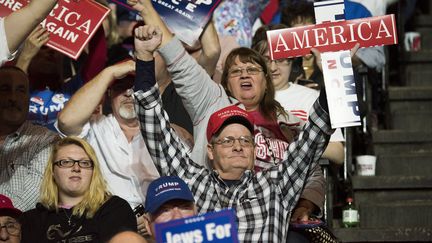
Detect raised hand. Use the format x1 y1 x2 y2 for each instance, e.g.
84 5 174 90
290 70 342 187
290 198 316 222
16 25 50 73
22 26 49 55
134 25 163 61
127 0 151 12
23 25 50 55
108 59 136 81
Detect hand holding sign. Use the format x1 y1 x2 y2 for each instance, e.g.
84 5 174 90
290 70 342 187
266 0 397 128
21 26 50 60
128 0 222 46
267 15 397 60
15 25 51 73
0 0 111 60
127 0 148 12
310 43 360 72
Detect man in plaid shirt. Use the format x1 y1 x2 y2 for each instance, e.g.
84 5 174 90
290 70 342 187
133 25 333 242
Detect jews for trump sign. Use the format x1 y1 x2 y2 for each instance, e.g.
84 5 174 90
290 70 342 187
0 0 110 59
155 209 239 243
267 14 397 60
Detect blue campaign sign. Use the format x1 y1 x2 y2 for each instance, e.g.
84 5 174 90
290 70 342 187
155 209 239 243
151 0 222 46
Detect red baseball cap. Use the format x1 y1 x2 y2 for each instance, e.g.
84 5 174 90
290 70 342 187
206 105 254 142
0 194 22 218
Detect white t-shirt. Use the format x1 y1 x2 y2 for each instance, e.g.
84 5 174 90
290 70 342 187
275 83 345 142
56 114 160 208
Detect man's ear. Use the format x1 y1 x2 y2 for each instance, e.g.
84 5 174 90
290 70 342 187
144 214 153 237
207 144 214 161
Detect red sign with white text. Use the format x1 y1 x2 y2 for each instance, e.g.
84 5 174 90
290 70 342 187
0 0 110 59
267 14 398 60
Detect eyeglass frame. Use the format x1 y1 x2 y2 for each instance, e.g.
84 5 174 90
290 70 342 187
54 159 94 169
228 66 263 78
0 221 21 236
211 136 255 148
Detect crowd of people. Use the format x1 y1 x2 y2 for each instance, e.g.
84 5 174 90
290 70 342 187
0 0 390 242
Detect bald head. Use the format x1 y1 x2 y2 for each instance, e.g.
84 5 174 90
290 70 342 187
108 231 148 243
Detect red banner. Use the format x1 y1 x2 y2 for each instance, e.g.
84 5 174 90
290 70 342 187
267 14 398 60
0 0 110 60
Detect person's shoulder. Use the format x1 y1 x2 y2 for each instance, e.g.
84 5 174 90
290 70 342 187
21 203 50 219
100 196 132 211
20 121 59 142
106 195 129 205
95 196 134 220
89 114 113 129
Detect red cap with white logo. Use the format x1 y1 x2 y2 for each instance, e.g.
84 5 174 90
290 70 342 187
206 105 254 142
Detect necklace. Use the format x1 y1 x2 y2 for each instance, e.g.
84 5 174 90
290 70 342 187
62 208 73 226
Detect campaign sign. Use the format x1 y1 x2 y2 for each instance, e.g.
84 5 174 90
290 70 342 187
155 209 239 243
0 0 24 15
151 0 222 46
314 0 360 128
0 0 110 60
321 51 361 128
313 0 345 24
267 14 397 60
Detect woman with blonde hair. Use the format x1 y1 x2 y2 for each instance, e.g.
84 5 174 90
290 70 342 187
20 137 136 242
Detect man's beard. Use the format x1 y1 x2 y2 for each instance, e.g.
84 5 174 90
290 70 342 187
118 104 136 120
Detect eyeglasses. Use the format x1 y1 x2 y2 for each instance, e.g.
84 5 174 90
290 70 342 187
228 66 263 78
213 136 255 148
263 56 292 65
54 159 94 169
0 221 20 236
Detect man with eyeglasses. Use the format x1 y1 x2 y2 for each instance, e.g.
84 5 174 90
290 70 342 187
132 25 333 241
0 194 21 243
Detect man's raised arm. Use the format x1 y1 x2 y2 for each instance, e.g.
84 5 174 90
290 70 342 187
4 0 58 55
196 20 220 77
128 0 174 47
133 25 204 177
57 60 135 136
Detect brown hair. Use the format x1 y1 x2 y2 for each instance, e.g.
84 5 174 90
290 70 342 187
221 47 287 121
251 23 288 48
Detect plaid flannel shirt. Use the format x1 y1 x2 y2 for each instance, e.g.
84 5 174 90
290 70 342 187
0 121 59 211
135 86 332 242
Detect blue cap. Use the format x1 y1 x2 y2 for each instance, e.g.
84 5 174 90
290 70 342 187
145 176 194 214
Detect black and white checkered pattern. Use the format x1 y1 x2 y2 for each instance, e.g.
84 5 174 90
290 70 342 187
135 86 332 242
0 121 59 211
